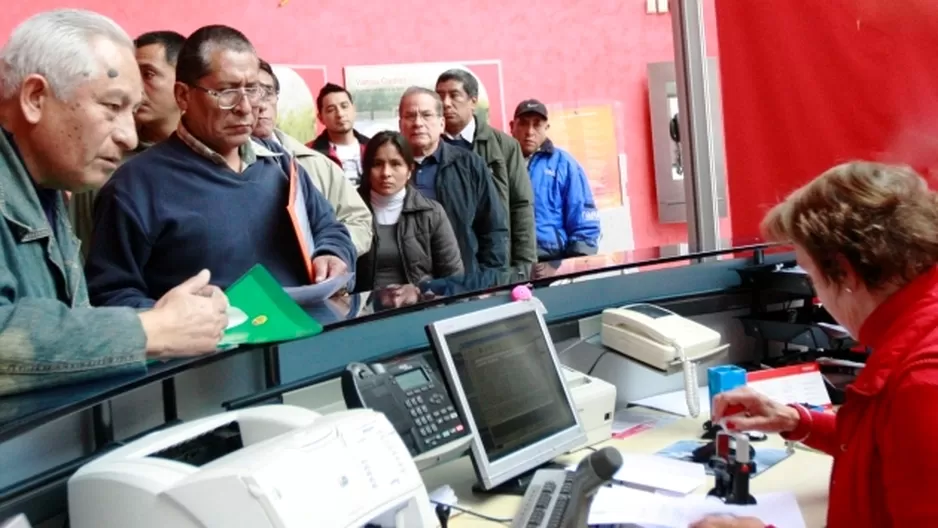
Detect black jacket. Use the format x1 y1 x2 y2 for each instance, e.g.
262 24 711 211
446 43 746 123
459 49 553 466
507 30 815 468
428 141 509 274
354 187 464 292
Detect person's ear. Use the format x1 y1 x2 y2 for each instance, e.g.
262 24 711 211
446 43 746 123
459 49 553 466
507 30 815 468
19 74 51 125
836 254 862 293
173 82 190 114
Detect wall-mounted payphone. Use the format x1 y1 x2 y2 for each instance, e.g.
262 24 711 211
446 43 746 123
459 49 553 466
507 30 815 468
648 58 728 224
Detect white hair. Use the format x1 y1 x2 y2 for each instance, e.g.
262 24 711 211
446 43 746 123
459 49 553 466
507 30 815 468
0 9 133 101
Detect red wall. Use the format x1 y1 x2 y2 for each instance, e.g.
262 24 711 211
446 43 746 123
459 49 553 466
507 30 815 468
4 1 720 249
716 0 938 240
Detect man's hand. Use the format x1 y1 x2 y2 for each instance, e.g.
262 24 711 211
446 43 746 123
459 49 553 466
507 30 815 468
689 515 765 528
139 269 229 358
312 254 348 283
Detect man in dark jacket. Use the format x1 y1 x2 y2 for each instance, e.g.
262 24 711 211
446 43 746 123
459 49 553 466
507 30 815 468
436 70 536 272
397 86 509 275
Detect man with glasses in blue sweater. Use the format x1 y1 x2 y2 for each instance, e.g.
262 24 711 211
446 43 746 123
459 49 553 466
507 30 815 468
86 25 355 308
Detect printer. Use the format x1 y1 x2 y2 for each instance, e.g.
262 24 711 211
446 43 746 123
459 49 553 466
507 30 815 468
68 405 436 528
562 366 616 447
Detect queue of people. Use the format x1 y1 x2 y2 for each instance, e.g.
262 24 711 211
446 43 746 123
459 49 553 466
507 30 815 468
3 9 938 528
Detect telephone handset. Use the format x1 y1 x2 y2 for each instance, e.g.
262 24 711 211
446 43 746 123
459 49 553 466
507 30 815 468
601 303 728 418
341 356 469 458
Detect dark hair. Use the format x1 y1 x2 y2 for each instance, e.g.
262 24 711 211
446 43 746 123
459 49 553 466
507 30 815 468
316 82 353 111
175 25 255 85
359 131 415 194
437 68 479 99
134 30 186 65
257 58 279 92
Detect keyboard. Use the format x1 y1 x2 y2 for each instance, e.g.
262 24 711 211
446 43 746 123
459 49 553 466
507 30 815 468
511 469 575 528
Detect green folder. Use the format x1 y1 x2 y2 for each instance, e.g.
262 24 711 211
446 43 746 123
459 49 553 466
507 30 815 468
219 264 324 347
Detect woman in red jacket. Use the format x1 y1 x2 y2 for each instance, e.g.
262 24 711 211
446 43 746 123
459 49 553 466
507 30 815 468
692 161 938 528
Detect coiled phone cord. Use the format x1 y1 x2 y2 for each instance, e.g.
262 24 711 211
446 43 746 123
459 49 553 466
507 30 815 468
674 341 701 418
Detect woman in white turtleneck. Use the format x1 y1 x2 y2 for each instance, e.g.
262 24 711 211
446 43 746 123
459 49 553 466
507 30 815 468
353 131 464 292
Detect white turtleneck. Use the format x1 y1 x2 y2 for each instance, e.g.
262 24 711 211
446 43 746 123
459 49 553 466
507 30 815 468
370 188 406 225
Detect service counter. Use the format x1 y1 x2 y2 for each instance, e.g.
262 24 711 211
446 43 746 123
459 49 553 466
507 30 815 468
0 241 791 525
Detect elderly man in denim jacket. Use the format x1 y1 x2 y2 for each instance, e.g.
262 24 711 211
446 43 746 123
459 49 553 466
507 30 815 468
0 9 228 397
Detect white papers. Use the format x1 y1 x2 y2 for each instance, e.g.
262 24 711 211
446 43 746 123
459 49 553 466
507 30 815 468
589 487 806 528
427 484 458 506
568 452 705 496
226 306 248 329
283 273 352 305
612 452 706 495
631 362 833 416
631 386 711 417
611 407 680 439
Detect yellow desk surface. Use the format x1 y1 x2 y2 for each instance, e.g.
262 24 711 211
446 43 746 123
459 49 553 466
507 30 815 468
421 417 832 527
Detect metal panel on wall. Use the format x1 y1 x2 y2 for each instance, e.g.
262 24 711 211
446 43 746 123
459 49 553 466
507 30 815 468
648 59 728 224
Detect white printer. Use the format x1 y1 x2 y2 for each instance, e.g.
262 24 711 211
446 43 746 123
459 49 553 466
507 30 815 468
68 405 436 528
562 366 616 447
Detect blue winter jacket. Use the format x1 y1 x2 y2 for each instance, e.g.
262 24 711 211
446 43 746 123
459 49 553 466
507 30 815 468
526 139 601 259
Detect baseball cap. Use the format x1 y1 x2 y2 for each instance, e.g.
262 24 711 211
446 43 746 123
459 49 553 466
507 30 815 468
514 99 548 120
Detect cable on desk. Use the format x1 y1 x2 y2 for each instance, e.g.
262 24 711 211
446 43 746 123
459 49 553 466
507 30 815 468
586 350 610 376
430 500 513 525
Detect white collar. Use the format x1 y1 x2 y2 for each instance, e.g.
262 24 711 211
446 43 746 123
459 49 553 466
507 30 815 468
445 118 476 143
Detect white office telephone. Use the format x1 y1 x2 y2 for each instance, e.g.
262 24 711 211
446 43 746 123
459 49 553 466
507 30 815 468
601 303 728 417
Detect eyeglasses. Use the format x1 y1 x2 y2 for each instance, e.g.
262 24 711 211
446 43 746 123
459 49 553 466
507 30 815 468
260 85 279 102
401 110 439 124
190 84 264 110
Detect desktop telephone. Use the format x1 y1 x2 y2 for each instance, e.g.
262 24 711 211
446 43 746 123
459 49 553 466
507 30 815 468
342 356 470 460
601 303 727 418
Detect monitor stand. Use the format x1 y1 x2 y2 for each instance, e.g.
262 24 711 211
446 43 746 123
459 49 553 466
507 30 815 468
471 461 569 496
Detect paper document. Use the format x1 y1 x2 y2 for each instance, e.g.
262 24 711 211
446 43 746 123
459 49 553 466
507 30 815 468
588 487 806 528
631 386 711 417
284 272 352 305
611 452 706 495
611 407 680 439
631 362 832 417
568 451 705 496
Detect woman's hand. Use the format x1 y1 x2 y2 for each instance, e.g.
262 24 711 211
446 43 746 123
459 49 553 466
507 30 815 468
712 386 801 433
689 515 765 528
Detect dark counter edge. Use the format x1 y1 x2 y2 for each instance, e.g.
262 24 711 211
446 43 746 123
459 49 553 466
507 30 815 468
0 345 268 443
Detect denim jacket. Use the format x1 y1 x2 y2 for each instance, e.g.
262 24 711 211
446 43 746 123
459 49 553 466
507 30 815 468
0 131 146 396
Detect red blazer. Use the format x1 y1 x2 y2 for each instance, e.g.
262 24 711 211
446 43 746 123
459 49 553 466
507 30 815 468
782 266 938 527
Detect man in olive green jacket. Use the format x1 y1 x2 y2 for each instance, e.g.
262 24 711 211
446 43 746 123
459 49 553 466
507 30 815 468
436 70 537 271
254 60 373 257
0 9 228 396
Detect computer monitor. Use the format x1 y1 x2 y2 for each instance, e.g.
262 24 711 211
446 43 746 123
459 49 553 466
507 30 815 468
426 301 587 494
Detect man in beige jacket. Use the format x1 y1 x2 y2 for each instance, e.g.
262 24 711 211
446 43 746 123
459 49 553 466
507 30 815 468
254 60 372 257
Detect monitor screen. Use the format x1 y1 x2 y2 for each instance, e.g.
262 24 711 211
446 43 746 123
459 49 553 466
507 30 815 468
441 311 578 462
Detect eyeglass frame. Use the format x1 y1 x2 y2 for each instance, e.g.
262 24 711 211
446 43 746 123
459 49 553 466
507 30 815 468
400 109 441 124
188 83 265 110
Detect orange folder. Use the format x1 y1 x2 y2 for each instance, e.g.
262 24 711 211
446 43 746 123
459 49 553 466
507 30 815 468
285 158 315 283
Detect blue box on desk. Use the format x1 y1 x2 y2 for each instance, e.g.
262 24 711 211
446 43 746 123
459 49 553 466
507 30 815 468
707 365 747 410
